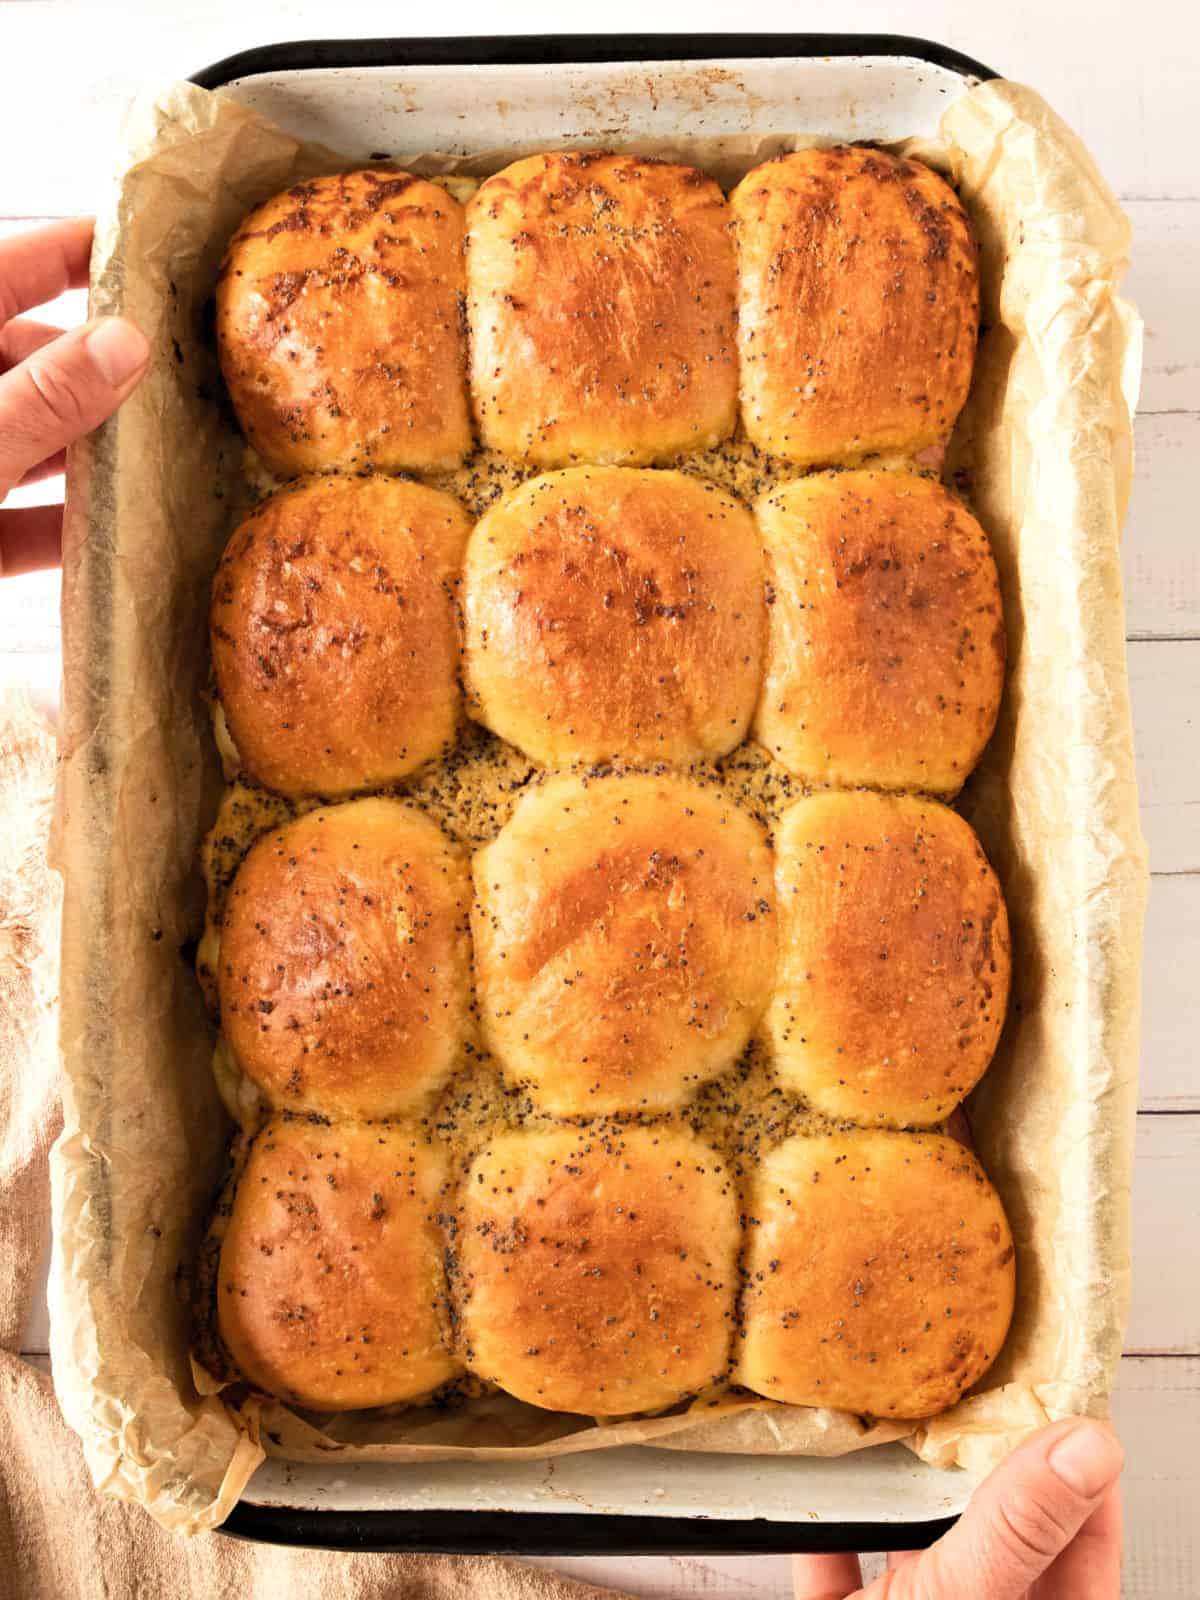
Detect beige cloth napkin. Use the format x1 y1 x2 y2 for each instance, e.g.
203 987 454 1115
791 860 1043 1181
0 685 624 1600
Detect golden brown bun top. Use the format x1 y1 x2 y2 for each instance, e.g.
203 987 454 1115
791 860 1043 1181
217 798 470 1119
466 152 737 465
766 791 1011 1127
218 1117 460 1411
216 170 472 474
472 771 777 1115
462 467 766 767
455 1123 740 1415
732 146 979 466
753 469 1005 793
211 475 470 798
738 1131 1015 1418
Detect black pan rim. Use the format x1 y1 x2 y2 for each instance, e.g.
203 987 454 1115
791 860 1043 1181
190 31 998 92
219 1502 960 1554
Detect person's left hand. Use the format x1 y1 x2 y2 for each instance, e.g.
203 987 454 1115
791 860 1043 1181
0 219 149 576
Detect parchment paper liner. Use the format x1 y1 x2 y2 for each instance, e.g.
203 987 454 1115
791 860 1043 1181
49 76 1146 1533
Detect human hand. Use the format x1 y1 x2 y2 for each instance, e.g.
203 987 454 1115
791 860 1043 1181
792 1420 1123 1599
0 219 149 576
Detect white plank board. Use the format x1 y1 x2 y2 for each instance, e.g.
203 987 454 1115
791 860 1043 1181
1126 1116 1200 1355
1115 1357 1200 1600
1124 201 1200 416
1130 640 1200 875
1140 875 1200 1112
1124 413 1200 642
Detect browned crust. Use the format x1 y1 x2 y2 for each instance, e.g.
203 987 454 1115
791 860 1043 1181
216 170 472 473
472 772 778 1115
217 798 471 1118
738 1131 1016 1417
753 469 1005 793
466 152 737 465
211 475 470 797
462 467 766 766
455 1124 740 1414
765 792 1011 1127
218 1117 461 1410
731 146 979 466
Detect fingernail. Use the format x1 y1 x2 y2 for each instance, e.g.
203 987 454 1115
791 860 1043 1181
1047 1423 1124 1498
84 318 150 386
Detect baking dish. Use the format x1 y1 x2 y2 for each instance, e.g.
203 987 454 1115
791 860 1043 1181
51 27 1146 1557
185 31 996 1553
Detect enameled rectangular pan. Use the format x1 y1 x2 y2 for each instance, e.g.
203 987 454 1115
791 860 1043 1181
191 31 996 1555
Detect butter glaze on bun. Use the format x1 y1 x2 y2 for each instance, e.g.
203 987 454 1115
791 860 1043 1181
219 1117 460 1410
472 771 777 1115
456 1124 740 1414
218 798 470 1118
466 152 737 465
211 474 470 798
216 170 471 473
731 145 978 466
765 791 1010 1127
463 466 766 766
738 1131 1016 1417
753 470 1004 794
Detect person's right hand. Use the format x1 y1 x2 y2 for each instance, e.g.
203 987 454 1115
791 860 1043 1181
792 1419 1123 1599
0 218 149 576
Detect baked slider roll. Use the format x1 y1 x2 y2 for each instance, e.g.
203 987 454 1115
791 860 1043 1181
216 170 472 474
219 1118 460 1410
217 798 470 1118
466 152 737 465
462 467 766 766
456 1125 739 1415
473 772 777 1115
739 1131 1015 1418
753 471 1005 793
765 792 1010 1128
211 476 470 798
731 145 978 466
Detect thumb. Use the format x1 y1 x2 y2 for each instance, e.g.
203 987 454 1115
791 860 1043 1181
0 316 149 498
898 1420 1123 1599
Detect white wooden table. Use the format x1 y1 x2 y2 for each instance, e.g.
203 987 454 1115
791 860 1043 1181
1 4 1196 1595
